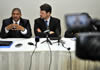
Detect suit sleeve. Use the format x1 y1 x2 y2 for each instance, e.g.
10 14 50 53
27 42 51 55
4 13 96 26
56 19 61 37
34 20 46 37
21 20 32 38
1 20 9 38
49 19 61 37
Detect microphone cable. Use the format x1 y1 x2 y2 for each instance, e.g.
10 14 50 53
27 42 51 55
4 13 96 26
29 36 39 70
59 38 72 70
29 45 37 70
62 45 72 70
47 42 52 70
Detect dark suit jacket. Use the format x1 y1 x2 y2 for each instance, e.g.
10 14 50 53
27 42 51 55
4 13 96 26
1 17 32 38
34 17 61 38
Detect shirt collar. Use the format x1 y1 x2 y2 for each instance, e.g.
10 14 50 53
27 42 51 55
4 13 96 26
44 17 50 22
13 20 20 24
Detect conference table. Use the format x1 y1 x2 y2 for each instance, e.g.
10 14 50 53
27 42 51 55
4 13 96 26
0 38 100 70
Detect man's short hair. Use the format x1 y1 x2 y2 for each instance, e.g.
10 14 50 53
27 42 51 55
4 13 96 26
12 8 21 14
40 3 52 13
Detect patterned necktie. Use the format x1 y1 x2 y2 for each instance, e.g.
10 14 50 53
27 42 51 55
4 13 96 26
45 20 49 30
45 20 49 26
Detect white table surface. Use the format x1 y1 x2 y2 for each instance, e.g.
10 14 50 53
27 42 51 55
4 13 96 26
0 38 76 52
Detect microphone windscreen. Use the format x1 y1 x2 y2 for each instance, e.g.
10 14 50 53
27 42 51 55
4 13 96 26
35 36 40 42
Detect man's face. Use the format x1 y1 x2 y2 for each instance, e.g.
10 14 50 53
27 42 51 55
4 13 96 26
40 10 50 19
12 10 21 22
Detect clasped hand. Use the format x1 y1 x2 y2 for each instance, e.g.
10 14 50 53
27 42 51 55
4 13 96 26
6 24 24 31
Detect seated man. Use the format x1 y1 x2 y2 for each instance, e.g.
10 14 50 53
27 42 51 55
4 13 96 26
34 3 61 38
1 8 32 38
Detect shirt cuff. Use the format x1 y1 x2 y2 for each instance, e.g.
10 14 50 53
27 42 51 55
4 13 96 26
5 28 9 33
21 28 27 35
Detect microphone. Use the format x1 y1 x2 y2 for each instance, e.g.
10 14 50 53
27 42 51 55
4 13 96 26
35 36 40 47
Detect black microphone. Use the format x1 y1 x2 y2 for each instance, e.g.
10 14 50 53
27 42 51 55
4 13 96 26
35 36 40 47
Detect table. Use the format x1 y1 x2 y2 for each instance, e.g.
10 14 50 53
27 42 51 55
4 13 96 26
0 38 100 70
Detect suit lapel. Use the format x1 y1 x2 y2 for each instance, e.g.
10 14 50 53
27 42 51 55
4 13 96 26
19 18 23 26
10 17 23 25
49 17 53 28
10 17 13 24
41 18 47 29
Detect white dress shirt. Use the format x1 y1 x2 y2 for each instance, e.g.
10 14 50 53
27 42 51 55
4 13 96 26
44 17 50 27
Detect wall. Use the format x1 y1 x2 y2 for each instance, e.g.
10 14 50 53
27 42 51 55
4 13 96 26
0 0 100 37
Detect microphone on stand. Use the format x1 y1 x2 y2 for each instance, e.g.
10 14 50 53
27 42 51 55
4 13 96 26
35 36 40 47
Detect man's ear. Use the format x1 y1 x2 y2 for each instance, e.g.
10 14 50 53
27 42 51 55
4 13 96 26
47 12 51 16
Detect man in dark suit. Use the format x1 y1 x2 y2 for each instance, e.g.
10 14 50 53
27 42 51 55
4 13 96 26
1 8 32 38
34 4 61 38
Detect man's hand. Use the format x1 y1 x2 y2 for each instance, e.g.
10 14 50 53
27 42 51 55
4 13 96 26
6 24 25 31
37 28 41 32
11 24 18 30
5 24 14 30
15 24 25 31
49 31 54 34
